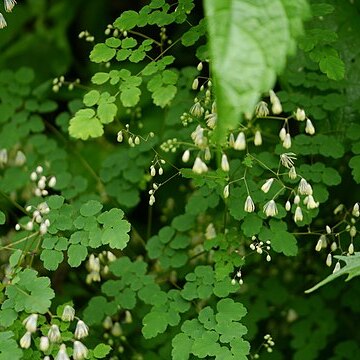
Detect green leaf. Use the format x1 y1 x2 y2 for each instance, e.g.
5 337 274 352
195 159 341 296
105 37 121 48
83 90 100 107
241 213 262 237
349 155 360 183
97 103 117 124
80 200 103 217
142 310 169 338
114 10 139 30
93 343 112 359
40 249 64 271
0 331 22 360
92 72 110 85
90 44 116 63
67 244 88 267
204 0 310 142
306 253 360 293
3 269 54 314
47 195 64 210
69 109 104 140
120 86 141 107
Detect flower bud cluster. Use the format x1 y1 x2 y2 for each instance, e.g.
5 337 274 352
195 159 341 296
15 201 51 235
160 138 179 153
52 77 80 92
231 269 244 286
105 24 124 37
78 29 95 42
249 236 272 262
19 307 89 359
86 251 116 284
30 166 57 197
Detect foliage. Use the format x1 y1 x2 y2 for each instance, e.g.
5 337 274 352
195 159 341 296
1 0 360 359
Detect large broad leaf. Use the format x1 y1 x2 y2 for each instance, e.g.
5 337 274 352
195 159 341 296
204 0 310 142
305 253 360 293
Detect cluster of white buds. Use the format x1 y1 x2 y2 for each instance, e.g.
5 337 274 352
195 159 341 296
15 201 51 234
78 30 95 42
105 24 122 37
149 157 165 177
148 182 159 206
30 166 56 197
180 112 194 126
117 125 154 146
191 125 208 148
52 77 80 92
250 236 272 262
0 149 26 167
160 138 178 153
86 251 116 283
19 314 38 349
231 269 244 285
269 90 282 115
0 0 17 29
263 334 275 353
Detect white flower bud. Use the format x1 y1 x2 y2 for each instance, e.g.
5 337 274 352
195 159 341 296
231 278 236 285
55 344 70 360
288 166 297 180
23 314 38 333
221 154 230 172
30 172 37 181
74 320 89 339
295 108 306 121
149 194 155 206
234 132 246 150
150 166 156 177
40 222 48 235
103 316 113 330
36 166 43 174
0 148 8 165
282 133 292 149
197 62 203 71
223 185 229 199
192 78 199 90
326 225 331 234
279 128 286 141
117 131 123 142
25 221 34 231
263 200 278 217
39 336 50 352
48 324 61 343
158 167 163 175
348 243 354 255
261 178 274 193
305 119 315 135
244 195 255 213
73 341 88 360
111 322 122 337
330 241 337 251
350 226 357 238
254 130 262 146
294 206 303 222
352 203 359 217
192 157 208 174
134 136 140 145
61 305 75 322
48 176 57 188
20 331 32 349
285 201 291 211
315 238 323 252
266 254 271 262
333 261 341 273
15 150 26 166
229 133 235 148
182 149 190 163
326 253 332 267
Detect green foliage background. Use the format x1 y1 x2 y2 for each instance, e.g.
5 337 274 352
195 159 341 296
1 0 360 359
